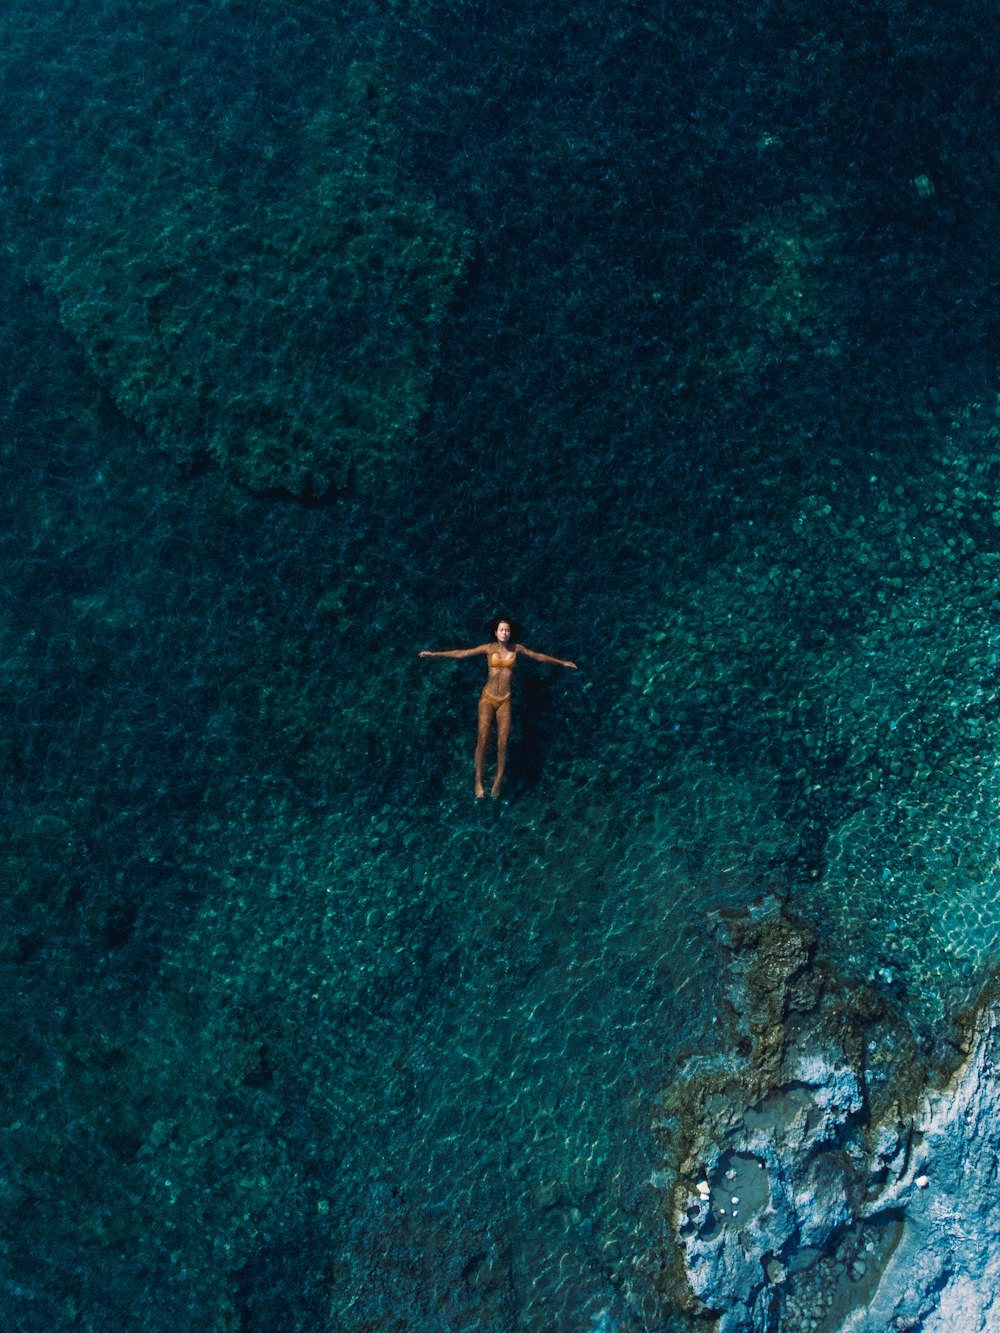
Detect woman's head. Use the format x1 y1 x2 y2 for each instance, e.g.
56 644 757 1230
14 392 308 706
489 616 521 644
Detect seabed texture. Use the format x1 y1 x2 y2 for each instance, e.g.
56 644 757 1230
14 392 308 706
2 1 1000 1329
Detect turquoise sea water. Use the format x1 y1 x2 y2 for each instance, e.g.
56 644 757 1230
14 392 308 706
3 0 1000 1327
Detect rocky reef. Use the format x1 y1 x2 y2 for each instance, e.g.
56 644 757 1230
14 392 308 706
658 897 1000 1331
3 0 472 498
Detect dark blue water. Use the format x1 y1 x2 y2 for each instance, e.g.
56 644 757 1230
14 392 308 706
2 0 1000 1327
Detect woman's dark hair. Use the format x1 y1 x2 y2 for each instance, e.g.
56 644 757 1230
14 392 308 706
489 615 522 642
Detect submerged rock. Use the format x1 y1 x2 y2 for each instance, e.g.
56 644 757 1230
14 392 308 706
8 0 472 499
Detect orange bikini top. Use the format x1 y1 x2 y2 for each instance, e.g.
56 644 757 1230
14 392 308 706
489 653 517 669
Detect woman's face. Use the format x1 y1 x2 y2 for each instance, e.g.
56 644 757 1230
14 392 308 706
495 621 512 644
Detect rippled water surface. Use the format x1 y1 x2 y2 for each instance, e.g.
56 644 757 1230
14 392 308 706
3 0 1000 1327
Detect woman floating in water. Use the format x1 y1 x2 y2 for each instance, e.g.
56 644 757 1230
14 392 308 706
419 617 577 798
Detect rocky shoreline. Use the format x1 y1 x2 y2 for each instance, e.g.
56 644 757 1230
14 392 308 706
656 896 998 1331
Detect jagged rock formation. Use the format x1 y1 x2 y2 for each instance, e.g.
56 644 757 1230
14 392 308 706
658 897 1000 1331
841 994 1000 1332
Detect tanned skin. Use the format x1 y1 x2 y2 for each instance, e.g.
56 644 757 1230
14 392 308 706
419 620 577 798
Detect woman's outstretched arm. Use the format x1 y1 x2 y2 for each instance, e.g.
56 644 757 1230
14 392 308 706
418 645 490 660
516 646 577 669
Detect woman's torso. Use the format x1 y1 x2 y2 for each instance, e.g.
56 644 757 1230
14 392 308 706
483 644 517 695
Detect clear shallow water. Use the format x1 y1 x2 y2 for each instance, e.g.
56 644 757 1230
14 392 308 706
3 0 1000 1327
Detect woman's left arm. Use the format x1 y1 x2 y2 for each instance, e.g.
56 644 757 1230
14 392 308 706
517 646 577 669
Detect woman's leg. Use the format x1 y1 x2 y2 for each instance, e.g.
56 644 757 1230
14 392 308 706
492 700 512 797
475 698 494 798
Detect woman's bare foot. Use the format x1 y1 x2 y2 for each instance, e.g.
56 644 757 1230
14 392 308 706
475 781 485 799
491 777 502 798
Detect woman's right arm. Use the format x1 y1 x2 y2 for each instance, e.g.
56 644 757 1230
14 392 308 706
419 645 488 660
